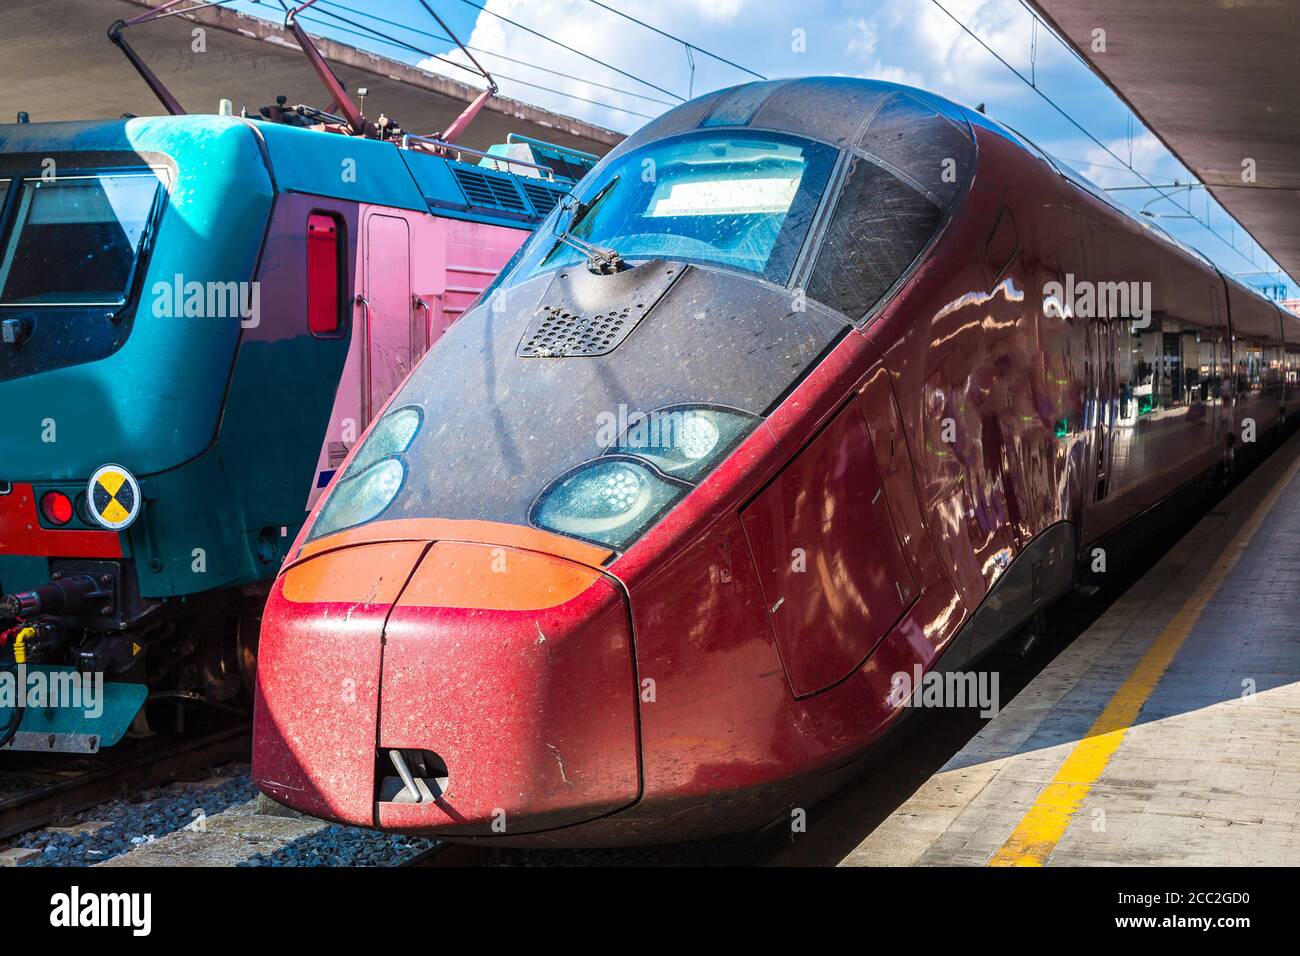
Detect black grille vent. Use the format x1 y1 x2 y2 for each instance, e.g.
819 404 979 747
515 259 684 359
518 304 640 357
520 181 566 217
451 166 528 214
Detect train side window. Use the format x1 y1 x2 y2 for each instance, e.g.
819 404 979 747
307 212 345 337
1116 316 1162 422
1265 340 1284 395
1237 338 1264 394
855 92 974 208
806 156 943 323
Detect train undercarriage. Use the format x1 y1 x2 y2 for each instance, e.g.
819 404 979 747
1 566 259 752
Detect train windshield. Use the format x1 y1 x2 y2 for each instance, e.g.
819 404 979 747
522 130 837 284
0 172 162 306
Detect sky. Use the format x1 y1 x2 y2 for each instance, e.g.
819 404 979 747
226 0 1295 297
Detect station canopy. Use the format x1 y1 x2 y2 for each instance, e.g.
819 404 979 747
1029 0 1300 288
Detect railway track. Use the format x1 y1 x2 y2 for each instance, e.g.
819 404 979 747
0 724 249 842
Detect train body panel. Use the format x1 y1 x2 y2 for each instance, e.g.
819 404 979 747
252 77 1300 845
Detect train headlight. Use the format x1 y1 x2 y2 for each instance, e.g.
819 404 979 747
608 405 758 482
677 414 720 460
343 405 423 479
309 457 406 540
531 457 686 550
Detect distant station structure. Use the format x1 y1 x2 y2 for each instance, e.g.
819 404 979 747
1028 0 1300 291
0 0 622 157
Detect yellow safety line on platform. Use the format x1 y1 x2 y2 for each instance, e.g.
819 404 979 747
989 445 1300 867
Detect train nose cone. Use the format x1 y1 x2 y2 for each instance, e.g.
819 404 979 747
252 539 424 825
376 541 638 838
253 531 640 840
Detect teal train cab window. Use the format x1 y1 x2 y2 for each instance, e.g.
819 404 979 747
0 173 163 306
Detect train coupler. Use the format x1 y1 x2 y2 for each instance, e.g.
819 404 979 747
0 573 112 621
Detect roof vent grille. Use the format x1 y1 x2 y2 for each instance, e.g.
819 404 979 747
520 181 566 217
452 166 528 213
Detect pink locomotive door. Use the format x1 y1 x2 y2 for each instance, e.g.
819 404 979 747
362 214 414 426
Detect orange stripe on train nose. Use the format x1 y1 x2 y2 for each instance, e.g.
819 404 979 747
281 540 426 605
294 517 612 568
396 540 603 612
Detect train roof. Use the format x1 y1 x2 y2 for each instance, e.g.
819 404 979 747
612 76 969 154
0 114 575 229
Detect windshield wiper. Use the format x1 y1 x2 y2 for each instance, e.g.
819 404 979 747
553 229 625 275
554 179 626 274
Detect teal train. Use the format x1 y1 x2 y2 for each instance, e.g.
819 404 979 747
0 114 594 752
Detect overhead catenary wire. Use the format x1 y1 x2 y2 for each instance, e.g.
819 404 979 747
313 0 677 107
452 0 685 102
580 0 767 81
302 11 656 119
927 0 1282 280
244 0 657 119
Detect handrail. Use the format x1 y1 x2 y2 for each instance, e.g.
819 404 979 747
506 133 600 165
400 134 558 181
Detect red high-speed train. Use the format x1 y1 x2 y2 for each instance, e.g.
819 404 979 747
252 78 1300 846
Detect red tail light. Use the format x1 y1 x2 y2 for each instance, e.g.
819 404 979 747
40 491 74 526
307 212 343 336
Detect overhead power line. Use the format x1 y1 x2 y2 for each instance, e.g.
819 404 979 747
244 0 657 119
315 0 676 107
453 0 685 102
581 0 766 80
927 0 1281 280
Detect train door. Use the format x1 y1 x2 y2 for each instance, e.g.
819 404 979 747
1091 319 1117 501
361 213 414 427
1078 220 1117 505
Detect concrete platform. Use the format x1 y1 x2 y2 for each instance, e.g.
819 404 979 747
845 430 1300 867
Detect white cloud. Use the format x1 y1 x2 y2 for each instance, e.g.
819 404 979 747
1066 131 1183 189
417 0 772 132
411 0 1048 132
